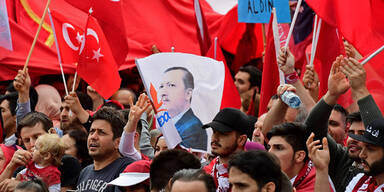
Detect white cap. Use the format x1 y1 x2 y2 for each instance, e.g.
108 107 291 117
108 172 150 187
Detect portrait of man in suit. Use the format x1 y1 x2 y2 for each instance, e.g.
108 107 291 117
159 66 208 150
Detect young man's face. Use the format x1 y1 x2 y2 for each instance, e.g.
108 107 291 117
159 70 191 118
229 166 260 192
0 100 16 135
268 136 295 177
328 110 347 144
234 71 251 94
211 130 239 158
359 143 384 176
20 123 47 152
346 121 364 160
88 119 119 161
60 105 77 131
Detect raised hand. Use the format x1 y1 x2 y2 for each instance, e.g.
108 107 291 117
306 133 330 171
277 84 296 98
125 93 151 133
340 57 369 100
9 149 32 168
328 55 350 96
344 41 362 60
13 69 31 103
277 47 296 74
303 65 319 90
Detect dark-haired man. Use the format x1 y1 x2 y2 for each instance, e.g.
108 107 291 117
150 149 201 192
234 65 262 114
328 104 348 144
202 108 251 192
170 169 216 192
267 123 318 191
159 67 207 150
229 151 293 192
76 107 134 192
0 111 53 191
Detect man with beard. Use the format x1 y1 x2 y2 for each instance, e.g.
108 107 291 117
202 108 251 192
76 107 134 192
310 118 384 192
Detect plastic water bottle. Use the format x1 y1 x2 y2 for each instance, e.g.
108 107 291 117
280 91 301 108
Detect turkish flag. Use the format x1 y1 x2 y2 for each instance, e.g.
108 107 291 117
63 0 128 66
49 10 83 64
78 15 121 99
206 43 241 110
306 0 384 111
259 14 280 115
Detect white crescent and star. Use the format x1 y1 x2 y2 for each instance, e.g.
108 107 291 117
79 28 103 63
62 23 81 51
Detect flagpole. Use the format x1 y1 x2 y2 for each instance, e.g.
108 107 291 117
71 72 77 92
47 8 69 96
361 45 384 65
309 18 322 67
309 15 318 66
272 8 285 85
214 37 218 60
262 24 267 51
23 0 52 72
284 0 303 49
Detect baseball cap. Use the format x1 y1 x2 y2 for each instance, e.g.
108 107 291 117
202 108 252 135
349 118 384 147
109 160 150 187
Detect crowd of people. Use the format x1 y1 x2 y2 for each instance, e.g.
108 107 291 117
0 37 384 192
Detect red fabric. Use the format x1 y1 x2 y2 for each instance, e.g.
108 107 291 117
258 14 280 115
306 0 384 111
217 6 263 61
313 21 345 99
0 19 76 81
21 162 61 186
203 157 230 192
63 0 128 66
206 40 241 109
0 144 19 174
50 10 83 64
77 15 121 99
194 0 212 56
293 161 316 192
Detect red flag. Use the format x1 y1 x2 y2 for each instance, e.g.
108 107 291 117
78 15 121 99
206 42 241 109
49 10 84 64
64 0 128 65
306 0 384 111
259 15 280 115
0 19 76 81
194 0 212 56
313 22 345 99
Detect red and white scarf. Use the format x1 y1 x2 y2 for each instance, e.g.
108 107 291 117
347 173 384 192
205 157 230 192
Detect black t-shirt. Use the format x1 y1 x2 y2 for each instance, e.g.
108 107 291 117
76 157 134 192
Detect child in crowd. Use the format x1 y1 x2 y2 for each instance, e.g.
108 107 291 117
17 134 65 192
15 178 49 192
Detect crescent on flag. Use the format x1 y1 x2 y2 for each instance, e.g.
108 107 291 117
79 28 100 54
62 23 79 51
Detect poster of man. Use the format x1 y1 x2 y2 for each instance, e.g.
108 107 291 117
136 53 225 152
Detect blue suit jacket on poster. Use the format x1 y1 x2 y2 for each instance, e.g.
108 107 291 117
175 108 207 151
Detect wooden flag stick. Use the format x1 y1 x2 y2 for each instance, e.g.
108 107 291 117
47 8 69 96
309 15 318 66
361 45 384 65
272 8 285 85
23 0 52 72
284 0 303 49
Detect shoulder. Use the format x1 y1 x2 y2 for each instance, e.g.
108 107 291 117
345 173 366 192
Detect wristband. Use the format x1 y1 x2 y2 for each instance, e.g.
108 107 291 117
285 72 299 84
